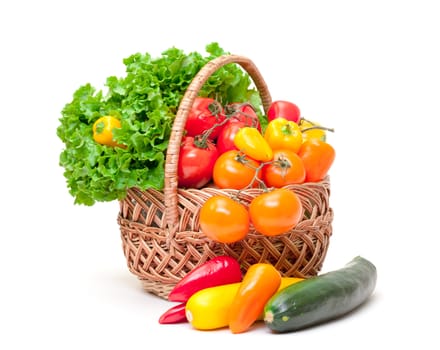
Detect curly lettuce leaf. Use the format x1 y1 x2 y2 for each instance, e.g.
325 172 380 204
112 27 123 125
57 43 262 205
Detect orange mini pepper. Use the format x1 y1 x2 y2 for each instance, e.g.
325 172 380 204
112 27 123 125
184 277 304 330
228 263 281 334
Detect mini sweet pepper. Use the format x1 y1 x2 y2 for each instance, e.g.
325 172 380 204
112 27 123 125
168 256 242 302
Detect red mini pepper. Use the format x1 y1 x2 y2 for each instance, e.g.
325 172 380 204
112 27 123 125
167 256 242 302
158 302 187 324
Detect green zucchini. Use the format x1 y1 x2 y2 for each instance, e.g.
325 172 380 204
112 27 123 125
263 256 377 332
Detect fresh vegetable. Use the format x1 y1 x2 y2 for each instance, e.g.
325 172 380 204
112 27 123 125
224 102 261 130
168 256 242 302
229 263 281 334
234 127 273 162
264 256 377 333
185 277 304 330
298 139 335 183
262 149 306 187
92 115 125 148
213 150 262 189
264 117 303 153
199 195 250 243
249 188 303 236
158 302 187 324
267 100 301 123
216 120 245 155
299 118 330 142
177 136 219 188
57 43 262 205
184 97 225 140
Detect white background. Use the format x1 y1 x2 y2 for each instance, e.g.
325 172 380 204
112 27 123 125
1 0 438 348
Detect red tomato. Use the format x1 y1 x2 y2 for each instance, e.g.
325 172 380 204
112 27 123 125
262 149 306 187
213 150 262 189
199 195 250 243
249 188 303 236
216 121 246 155
267 100 301 123
225 103 261 130
185 97 226 140
177 136 219 188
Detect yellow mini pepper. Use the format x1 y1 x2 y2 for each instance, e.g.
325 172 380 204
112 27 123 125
185 276 304 331
234 127 273 162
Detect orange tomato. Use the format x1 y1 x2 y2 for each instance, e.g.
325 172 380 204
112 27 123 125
213 150 262 189
298 139 335 182
249 188 303 236
199 195 250 243
228 263 281 334
262 149 306 187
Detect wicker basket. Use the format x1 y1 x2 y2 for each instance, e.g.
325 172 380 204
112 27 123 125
118 54 334 299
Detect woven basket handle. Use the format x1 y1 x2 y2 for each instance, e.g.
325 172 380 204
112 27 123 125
164 54 272 229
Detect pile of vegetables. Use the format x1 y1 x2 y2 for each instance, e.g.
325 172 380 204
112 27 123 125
182 98 336 243
57 43 263 205
57 44 376 332
159 255 377 333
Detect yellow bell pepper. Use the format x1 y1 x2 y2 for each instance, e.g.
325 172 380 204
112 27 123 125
185 277 304 330
264 117 303 153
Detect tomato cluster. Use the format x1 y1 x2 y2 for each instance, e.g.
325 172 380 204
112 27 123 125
178 98 335 243
177 97 261 189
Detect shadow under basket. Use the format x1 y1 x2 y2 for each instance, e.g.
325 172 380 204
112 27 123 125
116 54 334 300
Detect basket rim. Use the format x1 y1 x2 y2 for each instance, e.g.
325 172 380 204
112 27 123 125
163 54 272 230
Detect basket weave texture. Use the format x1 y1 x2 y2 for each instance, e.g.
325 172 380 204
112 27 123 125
118 55 334 299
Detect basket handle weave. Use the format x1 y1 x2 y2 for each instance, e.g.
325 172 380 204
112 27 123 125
164 54 273 230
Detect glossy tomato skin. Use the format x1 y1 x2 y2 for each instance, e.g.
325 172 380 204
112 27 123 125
216 121 246 155
177 136 219 188
267 100 301 123
298 139 335 182
185 97 225 140
199 195 250 243
213 150 262 189
249 189 303 236
262 149 306 187
217 103 261 156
